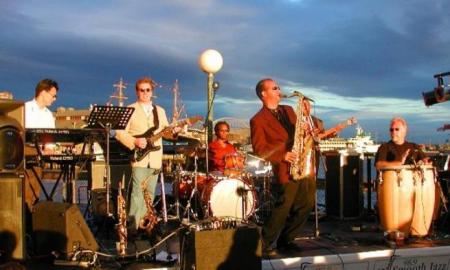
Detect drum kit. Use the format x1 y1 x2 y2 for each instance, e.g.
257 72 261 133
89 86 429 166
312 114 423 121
167 148 272 224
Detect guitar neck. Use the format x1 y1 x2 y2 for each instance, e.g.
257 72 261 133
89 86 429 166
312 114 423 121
318 121 348 140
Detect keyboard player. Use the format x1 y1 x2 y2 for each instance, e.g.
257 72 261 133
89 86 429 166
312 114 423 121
24 79 59 211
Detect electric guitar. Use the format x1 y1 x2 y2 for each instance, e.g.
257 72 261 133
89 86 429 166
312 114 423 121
317 117 357 140
132 116 202 162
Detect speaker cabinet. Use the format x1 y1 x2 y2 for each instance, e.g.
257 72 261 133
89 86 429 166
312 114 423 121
0 175 25 260
32 201 98 258
0 100 25 173
88 160 131 190
325 152 363 219
181 227 262 270
0 100 24 129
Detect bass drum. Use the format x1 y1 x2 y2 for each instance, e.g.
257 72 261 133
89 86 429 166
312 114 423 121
202 177 256 220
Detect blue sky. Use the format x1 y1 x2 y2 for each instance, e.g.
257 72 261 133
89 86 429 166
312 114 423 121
1 0 450 143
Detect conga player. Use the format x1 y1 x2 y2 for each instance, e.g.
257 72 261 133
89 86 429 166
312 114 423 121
375 117 429 169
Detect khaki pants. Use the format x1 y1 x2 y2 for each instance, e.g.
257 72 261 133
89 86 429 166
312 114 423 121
24 167 42 211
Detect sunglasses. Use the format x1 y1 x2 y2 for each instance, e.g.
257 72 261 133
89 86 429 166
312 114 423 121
218 129 230 132
389 128 400 132
139 88 152 93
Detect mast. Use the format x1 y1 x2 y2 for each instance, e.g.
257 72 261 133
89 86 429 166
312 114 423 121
109 78 128 107
171 79 185 123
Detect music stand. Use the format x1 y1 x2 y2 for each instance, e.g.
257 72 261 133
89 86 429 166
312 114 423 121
87 106 135 216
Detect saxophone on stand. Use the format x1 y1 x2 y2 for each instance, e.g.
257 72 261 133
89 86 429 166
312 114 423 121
116 178 127 256
139 176 159 235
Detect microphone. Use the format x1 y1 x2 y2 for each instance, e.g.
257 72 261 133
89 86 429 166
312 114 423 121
281 91 315 102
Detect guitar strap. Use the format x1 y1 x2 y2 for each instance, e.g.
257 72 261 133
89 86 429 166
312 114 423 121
152 104 160 131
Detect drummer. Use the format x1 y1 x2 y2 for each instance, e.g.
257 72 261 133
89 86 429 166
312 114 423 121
208 121 242 175
375 117 430 169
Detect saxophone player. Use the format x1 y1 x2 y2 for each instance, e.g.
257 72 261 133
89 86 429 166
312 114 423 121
250 78 326 257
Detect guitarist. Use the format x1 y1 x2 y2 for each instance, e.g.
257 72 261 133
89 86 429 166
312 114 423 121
115 77 176 234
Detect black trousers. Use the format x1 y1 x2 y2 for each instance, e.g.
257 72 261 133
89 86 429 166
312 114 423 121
262 176 316 247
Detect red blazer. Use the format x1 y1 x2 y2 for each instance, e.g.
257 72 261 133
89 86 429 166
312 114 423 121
250 105 297 184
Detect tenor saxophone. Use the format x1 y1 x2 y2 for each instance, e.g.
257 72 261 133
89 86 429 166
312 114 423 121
290 94 315 180
139 177 159 234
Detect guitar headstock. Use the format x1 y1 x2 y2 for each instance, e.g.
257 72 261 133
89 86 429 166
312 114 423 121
347 117 357 126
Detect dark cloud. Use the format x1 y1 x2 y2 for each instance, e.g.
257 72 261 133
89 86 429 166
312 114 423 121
1 1 450 143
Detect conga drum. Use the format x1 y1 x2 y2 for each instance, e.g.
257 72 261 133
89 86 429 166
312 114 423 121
378 165 415 237
378 165 436 237
410 165 436 236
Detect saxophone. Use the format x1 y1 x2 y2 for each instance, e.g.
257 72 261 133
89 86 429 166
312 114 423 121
138 177 159 234
290 94 315 180
116 179 127 256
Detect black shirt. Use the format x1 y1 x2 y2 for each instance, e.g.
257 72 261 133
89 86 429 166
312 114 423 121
375 140 426 165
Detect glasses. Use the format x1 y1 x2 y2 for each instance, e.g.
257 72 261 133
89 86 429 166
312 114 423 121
46 91 57 99
389 128 400 132
139 88 152 93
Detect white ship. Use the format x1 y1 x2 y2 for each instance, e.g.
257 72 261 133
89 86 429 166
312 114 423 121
319 125 380 154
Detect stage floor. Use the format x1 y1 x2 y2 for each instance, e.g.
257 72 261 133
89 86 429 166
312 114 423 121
16 209 450 270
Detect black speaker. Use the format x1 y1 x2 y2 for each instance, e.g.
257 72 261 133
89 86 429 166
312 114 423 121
32 201 98 258
0 175 25 260
0 100 25 173
325 153 363 219
181 227 262 270
87 160 131 190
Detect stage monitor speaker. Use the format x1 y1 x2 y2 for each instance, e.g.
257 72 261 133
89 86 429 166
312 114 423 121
181 227 262 270
0 175 25 260
325 153 363 219
32 201 98 258
88 160 131 190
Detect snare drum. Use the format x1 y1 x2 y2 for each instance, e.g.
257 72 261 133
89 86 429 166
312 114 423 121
224 153 245 177
202 177 256 219
378 165 436 237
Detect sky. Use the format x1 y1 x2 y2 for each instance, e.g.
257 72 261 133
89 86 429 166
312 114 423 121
1 0 450 143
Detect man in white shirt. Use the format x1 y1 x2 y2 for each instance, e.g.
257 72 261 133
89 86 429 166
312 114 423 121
24 78 58 211
25 78 58 128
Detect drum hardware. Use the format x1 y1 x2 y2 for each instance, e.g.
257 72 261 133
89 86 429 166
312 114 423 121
166 164 186 220
236 186 251 222
183 155 202 222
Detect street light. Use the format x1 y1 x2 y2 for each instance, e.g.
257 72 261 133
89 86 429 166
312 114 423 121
198 49 223 143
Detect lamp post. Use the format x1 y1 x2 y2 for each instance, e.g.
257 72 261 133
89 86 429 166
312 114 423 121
198 49 223 144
